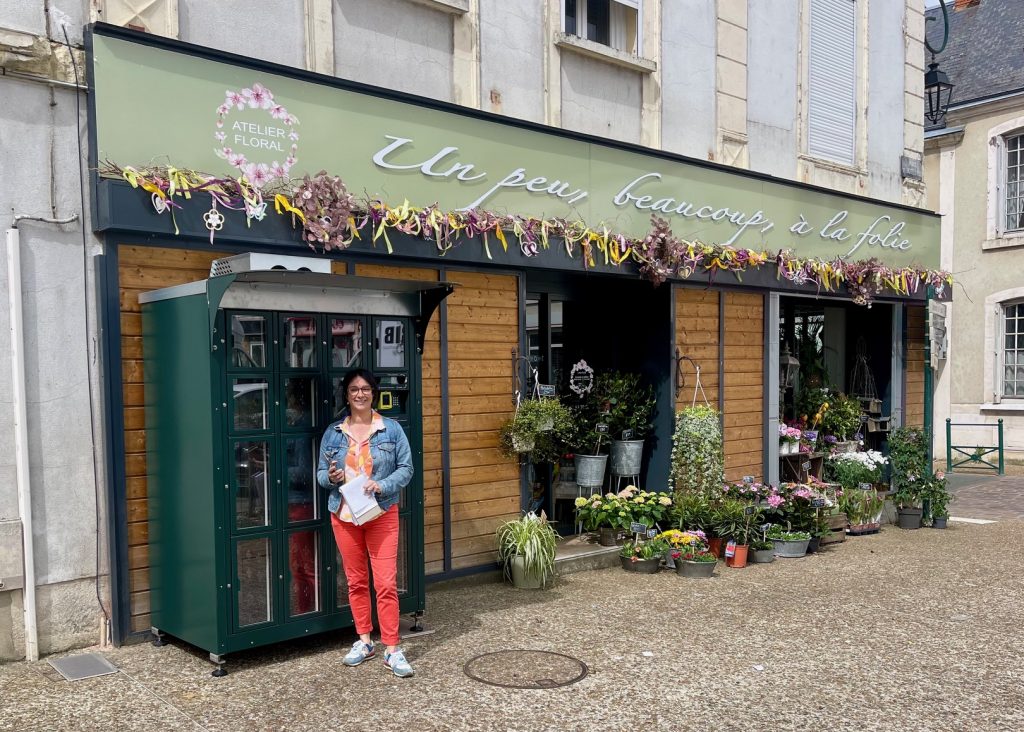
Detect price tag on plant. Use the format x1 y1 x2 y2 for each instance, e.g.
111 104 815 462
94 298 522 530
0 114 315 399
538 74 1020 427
812 498 826 508
646 528 657 539
743 475 754 484
621 429 634 440
595 423 609 435
629 522 646 535
801 461 811 471
725 541 736 558
744 505 755 515
537 384 556 397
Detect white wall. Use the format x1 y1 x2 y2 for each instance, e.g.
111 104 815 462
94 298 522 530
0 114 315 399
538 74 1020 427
559 52 642 143
866 0 905 201
179 0 307 68
661 0 716 160
334 0 454 102
479 0 544 121
747 1 799 176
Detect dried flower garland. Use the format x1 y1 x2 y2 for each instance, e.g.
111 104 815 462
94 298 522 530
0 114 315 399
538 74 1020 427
104 163 953 305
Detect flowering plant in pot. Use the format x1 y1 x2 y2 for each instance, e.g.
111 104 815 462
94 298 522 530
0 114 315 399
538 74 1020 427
619 485 673 530
574 492 631 545
820 392 863 446
778 424 802 455
669 491 713 535
838 487 885 534
619 537 671 574
495 513 559 589
766 525 811 558
825 450 887 491
667 531 717 577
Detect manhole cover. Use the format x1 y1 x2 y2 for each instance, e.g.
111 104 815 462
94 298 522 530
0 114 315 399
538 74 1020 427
464 650 588 689
47 653 118 681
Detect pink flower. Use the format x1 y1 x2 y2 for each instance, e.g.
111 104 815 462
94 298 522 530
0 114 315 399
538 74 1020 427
935 471 945 480
289 130 299 141
217 103 230 115
226 91 245 110
268 162 288 179
767 494 784 508
227 152 247 168
270 104 288 120
215 131 226 142
244 83 273 109
243 162 270 187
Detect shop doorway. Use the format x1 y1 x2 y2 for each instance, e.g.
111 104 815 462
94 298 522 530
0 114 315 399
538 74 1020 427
522 275 672 533
775 297 896 482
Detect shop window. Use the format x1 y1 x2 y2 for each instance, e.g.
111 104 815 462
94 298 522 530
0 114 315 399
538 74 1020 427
564 0 641 56
1001 301 1024 398
806 0 857 166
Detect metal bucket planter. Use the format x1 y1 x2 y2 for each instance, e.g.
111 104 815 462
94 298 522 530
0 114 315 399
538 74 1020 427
771 538 810 558
833 441 859 453
750 548 775 564
676 560 716 578
609 439 644 476
897 507 923 529
598 527 623 546
509 556 544 589
620 556 660 574
574 454 608 488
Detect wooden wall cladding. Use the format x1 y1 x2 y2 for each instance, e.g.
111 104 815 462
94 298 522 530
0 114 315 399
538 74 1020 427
722 292 764 482
904 304 926 428
673 288 720 413
119 245 226 633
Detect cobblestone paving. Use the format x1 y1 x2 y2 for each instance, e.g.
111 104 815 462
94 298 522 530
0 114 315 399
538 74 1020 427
947 472 1024 521
3 520 1024 731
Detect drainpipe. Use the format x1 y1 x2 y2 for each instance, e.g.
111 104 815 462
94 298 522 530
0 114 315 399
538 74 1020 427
7 215 77 662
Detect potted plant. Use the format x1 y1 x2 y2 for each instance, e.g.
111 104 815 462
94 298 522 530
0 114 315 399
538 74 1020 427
713 498 758 568
669 405 724 495
825 450 888 492
565 401 610 490
779 424 802 455
574 492 630 546
670 491 712 535
495 513 559 589
498 398 574 464
669 531 717 578
820 392 863 451
619 537 670 574
924 471 951 528
594 371 656 478
839 487 885 535
766 525 811 558
621 485 674 532
749 539 775 564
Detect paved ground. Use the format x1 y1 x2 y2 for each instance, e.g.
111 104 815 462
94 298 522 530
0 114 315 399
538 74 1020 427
3 507 1024 732
947 470 1024 521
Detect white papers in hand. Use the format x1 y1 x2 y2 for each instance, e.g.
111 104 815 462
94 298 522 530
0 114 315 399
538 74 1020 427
339 474 384 525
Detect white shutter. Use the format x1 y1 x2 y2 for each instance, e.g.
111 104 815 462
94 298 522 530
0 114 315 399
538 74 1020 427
807 0 856 165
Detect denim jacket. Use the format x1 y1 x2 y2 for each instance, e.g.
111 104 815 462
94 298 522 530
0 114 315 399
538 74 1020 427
317 414 414 516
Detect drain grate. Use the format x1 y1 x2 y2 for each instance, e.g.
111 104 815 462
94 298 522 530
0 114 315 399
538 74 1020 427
47 652 118 681
463 650 588 689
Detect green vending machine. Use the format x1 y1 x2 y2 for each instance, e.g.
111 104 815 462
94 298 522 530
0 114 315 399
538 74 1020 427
139 254 452 675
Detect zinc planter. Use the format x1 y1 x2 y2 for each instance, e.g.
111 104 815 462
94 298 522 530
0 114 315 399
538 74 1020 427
609 439 644 476
620 556 660 574
509 556 545 589
771 538 810 558
750 548 776 564
574 454 608 488
676 560 716 578
897 507 923 530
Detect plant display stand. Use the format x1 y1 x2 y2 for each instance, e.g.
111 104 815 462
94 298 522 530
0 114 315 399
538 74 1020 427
780 452 824 482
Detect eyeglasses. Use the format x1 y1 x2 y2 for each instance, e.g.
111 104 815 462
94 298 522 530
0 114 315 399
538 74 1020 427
347 386 373 395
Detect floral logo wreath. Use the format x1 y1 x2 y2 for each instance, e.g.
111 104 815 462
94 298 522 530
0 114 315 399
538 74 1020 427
214 82 299 188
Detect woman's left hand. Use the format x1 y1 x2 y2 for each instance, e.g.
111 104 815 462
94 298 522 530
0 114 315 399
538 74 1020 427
364 479 382 496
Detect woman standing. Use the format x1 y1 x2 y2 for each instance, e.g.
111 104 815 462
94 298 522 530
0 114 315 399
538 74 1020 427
317 369 415 677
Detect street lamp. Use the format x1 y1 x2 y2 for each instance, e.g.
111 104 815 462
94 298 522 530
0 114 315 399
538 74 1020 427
924 0 954 127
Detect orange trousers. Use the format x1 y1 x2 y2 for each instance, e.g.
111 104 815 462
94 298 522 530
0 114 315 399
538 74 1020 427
330 506 400 646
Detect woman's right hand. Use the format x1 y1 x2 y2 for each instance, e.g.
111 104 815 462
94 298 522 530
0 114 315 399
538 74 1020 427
327 461 344 485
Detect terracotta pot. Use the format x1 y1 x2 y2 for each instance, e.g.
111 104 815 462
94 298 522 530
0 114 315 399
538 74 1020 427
726 544 749 568
707 537 723 558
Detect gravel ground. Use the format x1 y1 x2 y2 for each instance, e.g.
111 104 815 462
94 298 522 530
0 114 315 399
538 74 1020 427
3 520 1023 732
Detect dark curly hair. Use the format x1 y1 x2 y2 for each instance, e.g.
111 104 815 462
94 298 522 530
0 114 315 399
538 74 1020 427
337 369 378 415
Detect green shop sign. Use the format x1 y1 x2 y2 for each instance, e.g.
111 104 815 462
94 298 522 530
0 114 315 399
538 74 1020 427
89 28 939 269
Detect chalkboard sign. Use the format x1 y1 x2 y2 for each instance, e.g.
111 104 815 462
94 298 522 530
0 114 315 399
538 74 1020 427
860 414 869 423
621 429 634 440
646 528 657 539
537 384 556 397
744 505 756 515
595 423 609 434
629 522 646 535
742 475 755 484
801 461 811 472
811 498 826 508
858 482 872 491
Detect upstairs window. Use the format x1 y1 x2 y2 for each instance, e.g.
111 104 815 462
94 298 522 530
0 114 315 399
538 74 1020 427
807 0 857 166
1006 133 1024 233
564 0 641 56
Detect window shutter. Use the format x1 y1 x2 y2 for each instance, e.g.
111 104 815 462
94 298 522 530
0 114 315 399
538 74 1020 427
807 0 856 166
